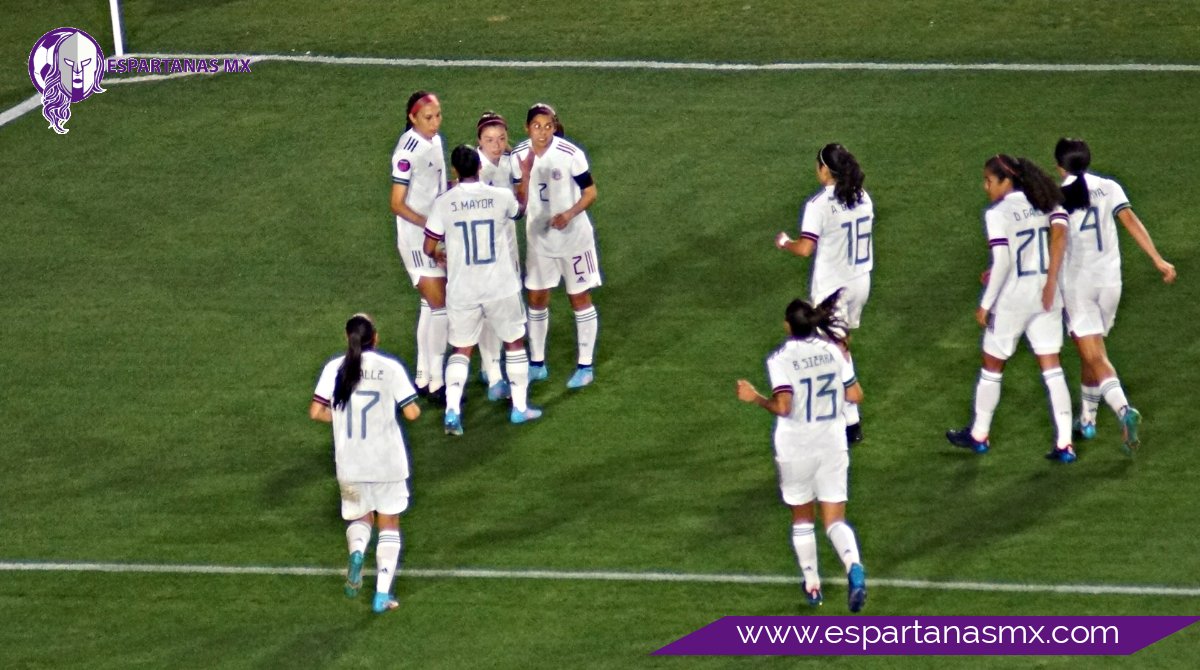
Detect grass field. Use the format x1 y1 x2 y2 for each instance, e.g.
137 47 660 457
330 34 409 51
2 2 1198 668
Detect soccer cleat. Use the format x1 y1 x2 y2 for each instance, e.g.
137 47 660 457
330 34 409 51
487 380 511 402
510 406 544 425
847 563 867 613
946 427 989 454
426 386 447 407
1120 407 1142 456
1073 419 1097 441
1044 444 1078 464
415 384 429 398
804 583 823 608
372 592 399 614
344 551 364 598
444 409 463 436
846 423 864 445
528 363 548 382
566 366 595 389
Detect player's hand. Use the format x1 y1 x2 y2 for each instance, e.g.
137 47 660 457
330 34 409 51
736 379 760 403
1157 258 1177 284
1041 281 1058 311
980 269 990 285
975 307 989 328
518 148 534 177
775 232 792 250
550 212 571 229
435 248 447 268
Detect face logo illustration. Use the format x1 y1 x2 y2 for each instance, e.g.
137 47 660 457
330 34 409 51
551 168 563 181
28 28 106 135
397 159 411 172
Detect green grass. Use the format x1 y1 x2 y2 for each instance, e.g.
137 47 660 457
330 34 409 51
2 2 1199 669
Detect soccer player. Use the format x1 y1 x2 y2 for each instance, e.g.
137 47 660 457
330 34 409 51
736 293 868 612
423 145 543 434
390 90 449 401
946 154 1077 462
1055 138 1176 454
776 144 873 444
510 103 600 389
309 313 421 614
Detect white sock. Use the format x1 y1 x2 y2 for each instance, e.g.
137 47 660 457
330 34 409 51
1097 376 1130 418
346 520 371 555
427 306 448 390
825 520 862 572
791 522 820 590
415 299 430 386
375 529 402 594
1042 367 1073 448
971 369 1003 441
445 354 469 413
842 353 860 425
1080 384 1101 425
506 348 529 412
528 307 549 364
479 324 503 384
573 305 598 367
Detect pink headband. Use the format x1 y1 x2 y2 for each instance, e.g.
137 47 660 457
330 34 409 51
410 93 440 116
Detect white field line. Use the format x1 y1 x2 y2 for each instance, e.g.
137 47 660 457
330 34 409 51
1 561 1198 597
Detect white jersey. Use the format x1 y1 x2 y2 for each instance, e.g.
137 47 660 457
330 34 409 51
1062 173 1130 288
981 191 1069 313
424 181 522 307
313 350 418 483
391 129 447 253
512 136 594 258
478 148 521 193
765 337 857 459
798 185 875 301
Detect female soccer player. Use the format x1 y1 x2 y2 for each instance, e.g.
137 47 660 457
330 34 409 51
776 143 874 443
390 90 449 400
309 314 421 614
946 155 1076 462
736 293 868 612
1055 138 1176 453
511 103 600 389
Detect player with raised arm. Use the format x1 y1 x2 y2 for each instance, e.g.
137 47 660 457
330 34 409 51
1055 138 1176 455
309 314 421 614
946 155 1076 462
424 145 543 434
737 292 868 613
510 103 600 389
776 143 874 444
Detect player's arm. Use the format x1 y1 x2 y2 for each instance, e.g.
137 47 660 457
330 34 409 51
550 181 596 230
776 233 815 257
423 214 446 266
1041 212 1068 311
309 399 332 423
845 381 863 405
390 183 428 227
778 201 820 256
737 379 792 416
1116 207 1177 283
514 149 532 213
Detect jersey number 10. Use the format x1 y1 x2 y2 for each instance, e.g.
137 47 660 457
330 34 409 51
453 219 497 265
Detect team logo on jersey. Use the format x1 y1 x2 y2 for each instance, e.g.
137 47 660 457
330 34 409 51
28 27 106 134
396 159 411 172
551 168 563 181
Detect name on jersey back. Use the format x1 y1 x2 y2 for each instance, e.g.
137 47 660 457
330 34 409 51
793 352 836 370
449 198 496 213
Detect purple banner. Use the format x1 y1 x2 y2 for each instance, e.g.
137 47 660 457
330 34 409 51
654 616 1199 656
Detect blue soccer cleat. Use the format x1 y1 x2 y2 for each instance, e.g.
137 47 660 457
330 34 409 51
847 563 867 613
344 550 364 598
1073 419 1097 441
510 406 544 425
804 583 823 608
946 427 989 454
1045 444 1078 464
566 366 594 389
487 380 511 401
444 409 464 436
528 363 549 383
372 592 399 614
1121 406 1142 456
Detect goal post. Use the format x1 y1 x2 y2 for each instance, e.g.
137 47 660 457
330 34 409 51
108 0 126 56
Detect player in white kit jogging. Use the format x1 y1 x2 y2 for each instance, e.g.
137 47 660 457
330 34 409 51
1054 138 1176 455
737 293 868 612
424 145 543 434
309 314 421 614
776 143 873 444
946 154 1077 462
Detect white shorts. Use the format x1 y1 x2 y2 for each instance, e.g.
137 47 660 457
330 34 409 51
399 245 446 287
525 245 602 295
339 480 410 520
982 308 1064 360
448 293 527 348
814 273 871 330
1064 283 1121 338
775 448 849 506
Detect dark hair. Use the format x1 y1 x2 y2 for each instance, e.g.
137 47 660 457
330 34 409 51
451 144 481 180
984 154 1064 214
1055 138 1093 213
332 314 376 410
818 143 866 208
404 90 437 131
527 102 564 136
476 111 507 138
785 291 847 347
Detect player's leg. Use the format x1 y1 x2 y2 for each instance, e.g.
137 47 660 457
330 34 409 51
478 321 508 400
489 293 542 424
443 305 481 436
564 247 602 389
1065 286 1105 437
524 251 559 381
417 275 448 400
836 275 869 442
342 505 373 598
1085 286 1140 452
1030 311 1075 462
815 450 865 613
947 323 1012 453
778 452 821 606
370 484 409 613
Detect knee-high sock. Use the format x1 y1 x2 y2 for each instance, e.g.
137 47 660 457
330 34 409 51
825 521 862 572
374 529 402 595
528 307 549 364
346 520 371 556
791 522 820 590
445 354 469 414
1042 367 1073 448
427 306 448 390
1097 376 1131 418
415 299 430 385
479 323 503 383
574 305 598 367
506 348 530 412
1080 384 1101 425
971 369 1004 441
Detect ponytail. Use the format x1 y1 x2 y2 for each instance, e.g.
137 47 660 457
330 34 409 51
1055 138 1092 213
785 291 848 347
818 143 865 209
333 314 376 410
984 154 1063 214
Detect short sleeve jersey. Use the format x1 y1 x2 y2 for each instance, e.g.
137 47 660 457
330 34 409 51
765 337 857 459
391 129 447 251
312 350 418 483
511 136 594 258
1062 173 1131 288
424 181 522 307
478 148 521 193
982 191 1069 313
798 185 875 301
